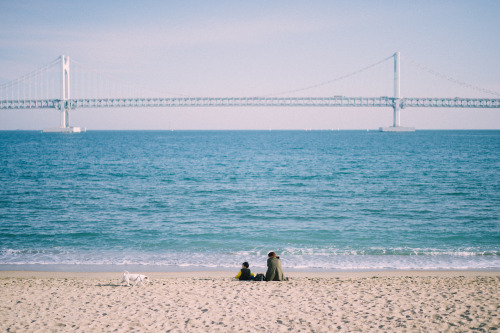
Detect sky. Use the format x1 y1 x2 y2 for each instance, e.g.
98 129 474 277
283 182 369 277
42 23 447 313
1 0 499 130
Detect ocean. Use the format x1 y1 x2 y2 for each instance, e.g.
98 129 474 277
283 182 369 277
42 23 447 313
0 130 499 272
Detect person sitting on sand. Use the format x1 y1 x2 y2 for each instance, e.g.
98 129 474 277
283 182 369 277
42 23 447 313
265 252 286 281
235 262 255 280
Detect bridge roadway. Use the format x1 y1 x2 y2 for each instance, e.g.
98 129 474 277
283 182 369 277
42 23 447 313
1 96 500 110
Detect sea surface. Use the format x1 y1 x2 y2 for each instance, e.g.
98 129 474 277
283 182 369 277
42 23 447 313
0 130 499 272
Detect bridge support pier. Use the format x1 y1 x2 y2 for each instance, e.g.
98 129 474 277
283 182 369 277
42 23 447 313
379 51 414 132
393 104 400 127
60 107 69 128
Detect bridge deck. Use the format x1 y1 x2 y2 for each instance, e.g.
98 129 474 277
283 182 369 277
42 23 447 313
1 96 499 109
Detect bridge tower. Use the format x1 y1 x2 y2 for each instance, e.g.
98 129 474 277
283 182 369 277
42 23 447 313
379 52 415 132
61 54 70 128
43 55 85 133
394 51 401 127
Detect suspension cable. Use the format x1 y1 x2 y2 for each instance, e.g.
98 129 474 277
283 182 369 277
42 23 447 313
262 55 394 97
405 55 500 97
0 57 60 90
71 58 189 98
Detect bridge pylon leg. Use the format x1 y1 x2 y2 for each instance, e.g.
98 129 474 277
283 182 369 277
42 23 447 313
60 107 69 128
393 103 400 127
64 108 70 128
60 108 65 128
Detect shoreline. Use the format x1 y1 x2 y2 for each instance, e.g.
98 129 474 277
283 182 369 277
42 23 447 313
1 261 499 274
1 269 500 279
2 270 499 332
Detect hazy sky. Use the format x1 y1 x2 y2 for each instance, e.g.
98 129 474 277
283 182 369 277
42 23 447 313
1 0 499 130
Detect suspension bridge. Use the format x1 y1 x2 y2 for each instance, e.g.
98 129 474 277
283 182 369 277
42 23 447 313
1 52 499 132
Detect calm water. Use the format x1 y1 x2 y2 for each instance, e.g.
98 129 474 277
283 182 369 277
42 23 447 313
0 130 499 271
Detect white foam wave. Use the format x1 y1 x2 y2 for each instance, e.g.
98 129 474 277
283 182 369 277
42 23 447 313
1 248 499 271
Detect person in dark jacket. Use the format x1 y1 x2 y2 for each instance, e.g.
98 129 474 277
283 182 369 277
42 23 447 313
235 261 255 280
265 252 286 281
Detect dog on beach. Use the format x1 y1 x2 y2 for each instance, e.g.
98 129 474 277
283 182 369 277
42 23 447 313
120 271 150 286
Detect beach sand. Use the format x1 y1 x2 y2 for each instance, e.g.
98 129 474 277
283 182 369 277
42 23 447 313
1 270 499 332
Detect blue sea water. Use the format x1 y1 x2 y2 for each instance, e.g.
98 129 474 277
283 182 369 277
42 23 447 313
0 130 499 272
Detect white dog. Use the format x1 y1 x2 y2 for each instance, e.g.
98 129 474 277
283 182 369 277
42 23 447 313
120 271 150 286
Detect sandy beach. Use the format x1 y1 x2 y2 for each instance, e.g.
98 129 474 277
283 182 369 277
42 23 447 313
1 271 499 332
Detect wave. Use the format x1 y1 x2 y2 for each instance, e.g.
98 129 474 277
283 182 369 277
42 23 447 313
1 248 499 271
230 247 500 257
